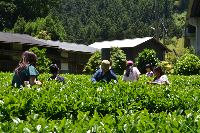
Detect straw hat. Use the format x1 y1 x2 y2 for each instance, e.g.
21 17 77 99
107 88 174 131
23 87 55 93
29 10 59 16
100 60 111 70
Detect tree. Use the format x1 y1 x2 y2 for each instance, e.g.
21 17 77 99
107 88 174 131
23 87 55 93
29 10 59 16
110 47 127 75
35 30 51 40
13 15 66 41
13 16 26 34
1 0 62 31
84 50 102 74
0 1 16 31
135 49 160 74
29 47 52 74
84 47 127 75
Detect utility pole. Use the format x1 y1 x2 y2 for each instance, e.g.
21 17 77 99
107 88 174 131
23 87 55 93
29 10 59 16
163 14 165 46
155 0 159 41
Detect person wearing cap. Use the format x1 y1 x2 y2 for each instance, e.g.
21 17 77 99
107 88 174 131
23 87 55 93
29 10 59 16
122 60 141 81
91 60 118 83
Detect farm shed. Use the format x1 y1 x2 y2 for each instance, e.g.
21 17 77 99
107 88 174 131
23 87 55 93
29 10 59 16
89 37 171 63
185 0 200 56
0 32 97 74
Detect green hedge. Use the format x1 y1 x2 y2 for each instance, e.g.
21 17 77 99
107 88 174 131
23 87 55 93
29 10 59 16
0 72 200 132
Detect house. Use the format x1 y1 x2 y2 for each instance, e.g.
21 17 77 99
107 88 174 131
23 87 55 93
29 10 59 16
0 32 97 74
185 0 200 56
89 37 171 63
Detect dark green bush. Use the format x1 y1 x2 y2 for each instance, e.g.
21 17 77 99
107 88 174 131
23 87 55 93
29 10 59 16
135 49 160 74
84 47 126 75
84 49 102 74
110 47 126 75
29 47 52 74
174 53 200 75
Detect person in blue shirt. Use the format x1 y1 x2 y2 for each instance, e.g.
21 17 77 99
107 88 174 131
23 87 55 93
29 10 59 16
91 60 118 83
48 64 66 84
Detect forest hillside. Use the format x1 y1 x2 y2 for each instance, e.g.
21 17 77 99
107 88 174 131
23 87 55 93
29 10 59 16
1 0 189 45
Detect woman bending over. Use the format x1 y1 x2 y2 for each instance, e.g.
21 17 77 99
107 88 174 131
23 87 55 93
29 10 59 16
147 66 171 85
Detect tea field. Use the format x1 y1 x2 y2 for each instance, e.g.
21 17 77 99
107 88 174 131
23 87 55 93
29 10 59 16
0 72 200 132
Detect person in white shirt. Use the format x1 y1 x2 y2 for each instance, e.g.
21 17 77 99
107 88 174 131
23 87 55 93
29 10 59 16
122 60 141 81
147 66 172 85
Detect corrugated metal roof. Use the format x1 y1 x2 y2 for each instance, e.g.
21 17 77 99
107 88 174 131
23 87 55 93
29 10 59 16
35 39 97 53
89 37 171 52
0 32 97 53
0 32 50 46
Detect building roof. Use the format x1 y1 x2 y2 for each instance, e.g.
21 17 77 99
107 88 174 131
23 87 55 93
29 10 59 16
89 37 171 52
0 32 97 54
36 39 97 53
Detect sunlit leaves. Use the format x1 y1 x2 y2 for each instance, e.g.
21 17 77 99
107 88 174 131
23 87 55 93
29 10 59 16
0 72 200 132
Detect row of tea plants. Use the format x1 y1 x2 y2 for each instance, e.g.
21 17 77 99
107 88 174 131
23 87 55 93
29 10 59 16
0 72 200 132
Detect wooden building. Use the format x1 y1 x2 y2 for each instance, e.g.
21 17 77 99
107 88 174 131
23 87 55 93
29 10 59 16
0 32 97 74
185 0 200 57
89 37 171 62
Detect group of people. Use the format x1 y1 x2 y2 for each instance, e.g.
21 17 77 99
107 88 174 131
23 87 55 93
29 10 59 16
91 60 171 85
12 51 65 88
12 51 171 88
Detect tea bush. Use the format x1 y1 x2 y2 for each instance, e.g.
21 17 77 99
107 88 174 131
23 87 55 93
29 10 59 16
135 48 160 74
161 61 173 74
29 47 52 73
84 49 102 74
110 47 126 75
84 47 127 75
0 72 200 132
174 53 200 75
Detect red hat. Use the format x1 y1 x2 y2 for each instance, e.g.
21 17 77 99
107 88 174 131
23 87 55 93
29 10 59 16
126 60 134 66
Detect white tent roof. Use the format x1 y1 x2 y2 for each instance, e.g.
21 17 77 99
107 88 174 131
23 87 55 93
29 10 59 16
89 37 153 49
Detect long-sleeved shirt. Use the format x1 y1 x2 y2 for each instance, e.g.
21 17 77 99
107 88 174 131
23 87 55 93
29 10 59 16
91 69 118 83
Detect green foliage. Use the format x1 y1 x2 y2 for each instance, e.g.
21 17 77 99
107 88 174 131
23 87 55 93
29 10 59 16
160 61 173 74
84 50 102 74
0 0 62 31
13 16 26 34
174 53 200 75
84 47 126 74
29 47 52 74
0 1 16 30
0 72 200 132
163 36 197 67
48 0 186 44
110 47 126 75
12 15 66 41
135 49 160 74
2 0 189 44
35 30 51 40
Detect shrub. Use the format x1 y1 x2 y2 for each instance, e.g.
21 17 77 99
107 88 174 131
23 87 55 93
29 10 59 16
174 53 200 75
135 49 160 74
29 47 52 74
110 47 127 75
160 61 173 74
84 50 102 74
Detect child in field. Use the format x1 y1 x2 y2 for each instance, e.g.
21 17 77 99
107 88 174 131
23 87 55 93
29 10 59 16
145 64 154 77
147 66 172 85
48 64 66 84
122 60 141 81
